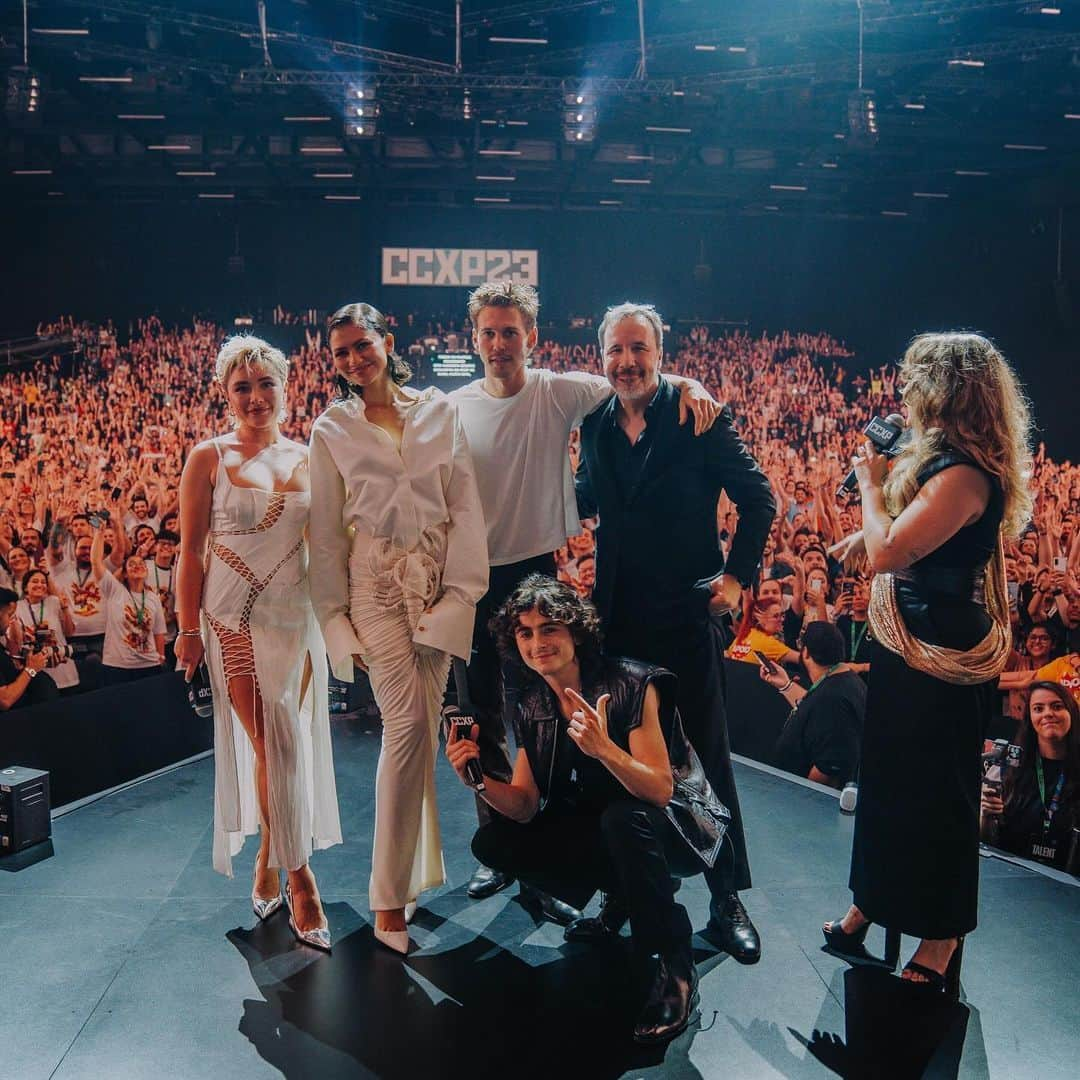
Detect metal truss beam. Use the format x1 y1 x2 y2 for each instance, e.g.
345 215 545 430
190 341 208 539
61 0 455 73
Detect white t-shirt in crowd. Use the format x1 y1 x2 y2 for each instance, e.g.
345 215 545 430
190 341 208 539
123 512 160 535
148 561 176 640
53 564 107 637
450 368 611 565
16 595 79 689
98 571 166 669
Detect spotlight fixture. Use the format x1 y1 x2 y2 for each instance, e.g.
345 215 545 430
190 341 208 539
344 79 378 139
847 89 878 145
5 67 42 124
563 90 596 143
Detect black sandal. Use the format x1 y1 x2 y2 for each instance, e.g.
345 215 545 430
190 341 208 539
900 938 964 1001
821 915 897 970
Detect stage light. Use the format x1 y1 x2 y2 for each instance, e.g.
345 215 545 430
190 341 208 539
563 95 597 144
344 79 378 139
847 89 878 145
5 67 42 124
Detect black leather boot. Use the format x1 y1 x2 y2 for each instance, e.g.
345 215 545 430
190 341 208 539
467 865 514 900
704 892 761 965
564 892 629 943
517 881 582 926
633 943 699 1044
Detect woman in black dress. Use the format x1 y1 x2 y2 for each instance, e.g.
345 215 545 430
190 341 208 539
822 333 1032 994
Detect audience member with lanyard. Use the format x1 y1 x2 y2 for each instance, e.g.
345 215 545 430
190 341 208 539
15 568 79 691
981 681 1079 871
89 520 166 684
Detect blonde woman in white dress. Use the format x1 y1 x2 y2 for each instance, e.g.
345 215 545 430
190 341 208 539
176 336 342 951
309 302 488 954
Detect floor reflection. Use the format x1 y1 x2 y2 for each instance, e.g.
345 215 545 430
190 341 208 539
227 890 714 1080
794 966 987 1079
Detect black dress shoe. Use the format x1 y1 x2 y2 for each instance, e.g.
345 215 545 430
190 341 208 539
633 944 700 1044
564 892 629 943
518 882 582 926
704 893 761 965
467 864 514 900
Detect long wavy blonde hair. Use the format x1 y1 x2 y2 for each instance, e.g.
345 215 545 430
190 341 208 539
883 333 1033 538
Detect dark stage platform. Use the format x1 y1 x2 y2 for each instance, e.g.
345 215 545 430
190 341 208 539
2 719 1077 1079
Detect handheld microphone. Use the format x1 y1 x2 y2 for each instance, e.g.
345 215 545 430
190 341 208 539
446 657 486 791
835 413 910 499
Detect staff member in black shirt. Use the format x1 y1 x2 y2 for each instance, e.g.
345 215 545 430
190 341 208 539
0 586 56 710
759 621 865 788
981 681 1079 870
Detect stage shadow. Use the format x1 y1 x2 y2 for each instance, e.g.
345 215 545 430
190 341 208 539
227 891 711 1080
790 966 988 1079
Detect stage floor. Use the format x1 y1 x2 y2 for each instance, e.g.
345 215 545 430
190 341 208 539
2 718 1077 1080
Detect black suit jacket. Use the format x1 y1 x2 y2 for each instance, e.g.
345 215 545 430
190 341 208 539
575 377 775 632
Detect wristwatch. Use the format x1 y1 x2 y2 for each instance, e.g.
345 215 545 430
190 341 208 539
25 667 38 679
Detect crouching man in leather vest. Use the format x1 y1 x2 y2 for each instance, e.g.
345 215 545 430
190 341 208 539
446 574 730 1044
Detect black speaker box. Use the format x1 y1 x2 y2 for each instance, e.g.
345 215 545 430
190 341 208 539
0 766 51 855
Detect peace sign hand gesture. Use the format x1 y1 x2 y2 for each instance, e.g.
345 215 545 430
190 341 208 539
564 687 613 761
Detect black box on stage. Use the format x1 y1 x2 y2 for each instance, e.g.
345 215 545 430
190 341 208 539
0 766 51 854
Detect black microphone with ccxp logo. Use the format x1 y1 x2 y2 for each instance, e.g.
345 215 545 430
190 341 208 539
835 413 911 500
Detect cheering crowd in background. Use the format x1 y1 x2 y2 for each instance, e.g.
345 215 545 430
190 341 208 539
2 312 1077 869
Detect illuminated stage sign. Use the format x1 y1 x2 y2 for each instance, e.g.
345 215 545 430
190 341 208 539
430 352 478 381
381 248 539 287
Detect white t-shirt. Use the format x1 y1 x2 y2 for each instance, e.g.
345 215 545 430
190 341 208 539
99 572 166 669
123 511 160 535
53 564 107 637
148 561 176 640
17 595 79 689
450 368 611 565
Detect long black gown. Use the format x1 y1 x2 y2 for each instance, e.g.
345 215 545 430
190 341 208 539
850 452 1003 939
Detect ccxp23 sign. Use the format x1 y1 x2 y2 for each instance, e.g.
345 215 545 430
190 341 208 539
381 247 539 287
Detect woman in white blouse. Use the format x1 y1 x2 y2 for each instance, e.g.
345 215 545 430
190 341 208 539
310 302 488 955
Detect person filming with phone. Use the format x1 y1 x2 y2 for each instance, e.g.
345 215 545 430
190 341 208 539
758 621 865 788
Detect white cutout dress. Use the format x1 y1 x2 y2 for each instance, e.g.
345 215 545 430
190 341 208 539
203 439 342 876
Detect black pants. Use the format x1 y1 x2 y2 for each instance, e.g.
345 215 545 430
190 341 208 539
606 616 750 898
472 801 702 956
466 553 557 826
102 664 162 686
71 634 105 692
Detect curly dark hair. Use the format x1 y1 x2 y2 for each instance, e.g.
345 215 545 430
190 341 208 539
327 302 412 399
489 574 603 679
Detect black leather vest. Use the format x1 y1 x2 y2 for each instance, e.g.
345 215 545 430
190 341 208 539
513 656 731 868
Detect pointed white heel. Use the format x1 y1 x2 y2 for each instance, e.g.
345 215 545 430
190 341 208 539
374 927 411 955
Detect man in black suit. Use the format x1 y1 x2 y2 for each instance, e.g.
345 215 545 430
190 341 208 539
574 303 776 963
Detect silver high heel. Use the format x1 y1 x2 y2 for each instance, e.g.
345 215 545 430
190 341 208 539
285 882 332 953
252 891 283 922
252 868 283 922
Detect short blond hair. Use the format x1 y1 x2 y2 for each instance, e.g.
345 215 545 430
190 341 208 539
597 302 664 355
214 335 289 389
467 281 539 332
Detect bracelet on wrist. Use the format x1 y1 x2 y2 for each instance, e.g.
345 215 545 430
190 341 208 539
779 678 794 693
176 628 202 638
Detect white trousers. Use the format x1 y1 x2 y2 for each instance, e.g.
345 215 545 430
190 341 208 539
349 528 452 910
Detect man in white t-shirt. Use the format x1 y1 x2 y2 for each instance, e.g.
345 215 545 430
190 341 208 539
450 281 721 911
149 531 178 660
53 532 121 690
